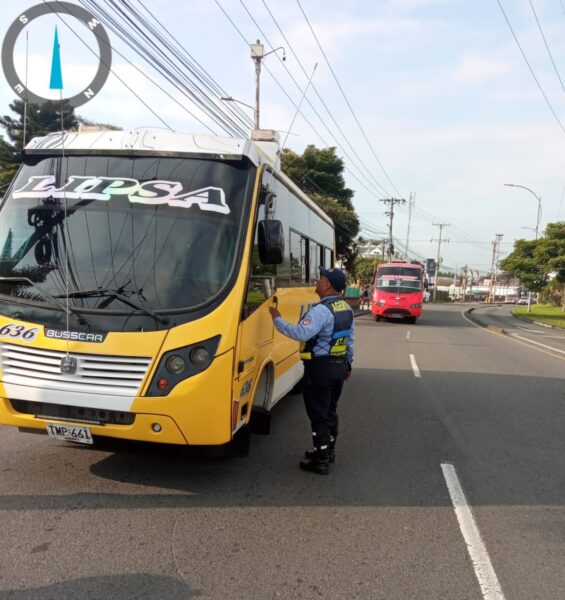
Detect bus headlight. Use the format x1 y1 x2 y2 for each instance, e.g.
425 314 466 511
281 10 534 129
148 335 221 397
166 354 185 374
410 303 422 308
190 346 213 370
377 299 386 306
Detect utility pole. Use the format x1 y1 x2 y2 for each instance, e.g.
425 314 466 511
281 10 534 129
432 223 449 302
404 192 415 259
493 233 504 302
487 233 504 303
461 265 468 303
380 197 406 261
250 40 264 130
250 40 286 131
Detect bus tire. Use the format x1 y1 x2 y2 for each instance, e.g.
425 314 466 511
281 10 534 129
407 317 417 324
249 367 274 435
375 315 382 322
229 425 251 457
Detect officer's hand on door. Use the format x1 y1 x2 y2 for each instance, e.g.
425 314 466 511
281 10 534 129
268 306 281 320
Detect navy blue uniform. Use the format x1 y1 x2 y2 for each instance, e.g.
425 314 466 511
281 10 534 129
274 296 354 462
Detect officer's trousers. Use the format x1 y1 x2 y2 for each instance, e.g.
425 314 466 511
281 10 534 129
302 358 348 440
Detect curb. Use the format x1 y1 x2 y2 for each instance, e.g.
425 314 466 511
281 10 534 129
464 306 506 334
511 312 563 330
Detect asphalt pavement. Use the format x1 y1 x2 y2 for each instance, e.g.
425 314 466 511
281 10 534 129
0 304 563 599
466 303 565 358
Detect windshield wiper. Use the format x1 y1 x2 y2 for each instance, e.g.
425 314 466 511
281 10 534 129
0 276 90 327
61 287 169 325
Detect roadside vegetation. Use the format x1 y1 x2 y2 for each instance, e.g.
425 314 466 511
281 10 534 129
513 304 565 329
501 222 565 312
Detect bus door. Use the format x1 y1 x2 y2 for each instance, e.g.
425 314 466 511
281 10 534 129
234 184 280 427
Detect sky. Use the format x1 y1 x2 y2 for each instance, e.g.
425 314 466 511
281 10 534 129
1 0 565 274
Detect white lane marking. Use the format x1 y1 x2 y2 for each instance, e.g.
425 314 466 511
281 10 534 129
511 335 565 355
409 354 420 378
461 309 565 362
441 463 506 600
406 330 411 340
516 327 543 333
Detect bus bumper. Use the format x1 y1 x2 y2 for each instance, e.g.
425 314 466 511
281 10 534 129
0 350 235 446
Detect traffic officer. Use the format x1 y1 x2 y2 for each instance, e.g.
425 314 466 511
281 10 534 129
268 267 355 475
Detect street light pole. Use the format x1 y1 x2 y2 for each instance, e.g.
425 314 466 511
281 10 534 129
504 183 541 239
504 184 542 312
250 40 285 131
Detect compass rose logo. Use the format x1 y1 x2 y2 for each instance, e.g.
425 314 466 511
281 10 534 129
1 1 112 108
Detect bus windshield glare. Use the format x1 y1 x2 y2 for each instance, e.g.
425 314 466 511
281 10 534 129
0 155 255 314
376 266 422 294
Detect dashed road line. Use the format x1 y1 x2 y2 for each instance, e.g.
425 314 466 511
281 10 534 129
511 334 565 355
409 354 420 378
441 463 506 600
406 330 411 340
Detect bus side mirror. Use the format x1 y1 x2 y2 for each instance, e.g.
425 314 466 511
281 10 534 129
258 220 284 264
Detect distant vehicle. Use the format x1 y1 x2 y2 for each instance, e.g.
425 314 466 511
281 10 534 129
371 260 424 324
517 298 528 305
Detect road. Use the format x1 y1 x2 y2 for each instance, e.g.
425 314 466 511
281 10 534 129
468 303 565 358
0 304 563 599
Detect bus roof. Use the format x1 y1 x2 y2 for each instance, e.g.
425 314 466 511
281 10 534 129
378 261 423 269
23 129 279 167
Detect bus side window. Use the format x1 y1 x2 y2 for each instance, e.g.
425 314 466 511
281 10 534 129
243 230 276 319
290 231 307 283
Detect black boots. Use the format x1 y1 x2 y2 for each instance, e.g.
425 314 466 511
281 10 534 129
304 436 336 463
300 429 331 475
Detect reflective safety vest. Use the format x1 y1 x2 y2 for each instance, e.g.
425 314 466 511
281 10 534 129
300 297 354 360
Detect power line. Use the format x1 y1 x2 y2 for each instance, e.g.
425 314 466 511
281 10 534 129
528 0 565 94
79 0 249 136
496 0 565 135
136 0 254 130
235 0 391 198
260 0 392 197
295 0 402 196
46 0 173 130
214 0 392 203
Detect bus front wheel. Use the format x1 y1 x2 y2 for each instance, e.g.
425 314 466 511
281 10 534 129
375 315 382 322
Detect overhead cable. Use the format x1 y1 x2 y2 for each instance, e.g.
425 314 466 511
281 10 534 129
260 0 392 197
496 0 565 135
296 0 403 196
528 0 565 94
45 0 173 130
78 0 249 136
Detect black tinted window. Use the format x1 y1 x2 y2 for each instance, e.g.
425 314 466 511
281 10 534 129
0 156 255 311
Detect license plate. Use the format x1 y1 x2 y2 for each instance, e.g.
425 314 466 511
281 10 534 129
46 422 93 445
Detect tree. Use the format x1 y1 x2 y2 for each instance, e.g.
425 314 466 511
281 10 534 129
76 115 120 131
500 221 565 309
0 99 78 187
354 256 382 281
281 146 360 270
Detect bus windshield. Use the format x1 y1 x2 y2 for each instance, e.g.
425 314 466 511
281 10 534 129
0 155 255 313
376 266 422 294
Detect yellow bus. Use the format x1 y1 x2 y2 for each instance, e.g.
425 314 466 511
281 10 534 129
0 129 335 454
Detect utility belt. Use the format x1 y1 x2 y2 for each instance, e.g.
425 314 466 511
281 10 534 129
303 355 348 364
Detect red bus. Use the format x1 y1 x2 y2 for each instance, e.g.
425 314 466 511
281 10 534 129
371 261 424 323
